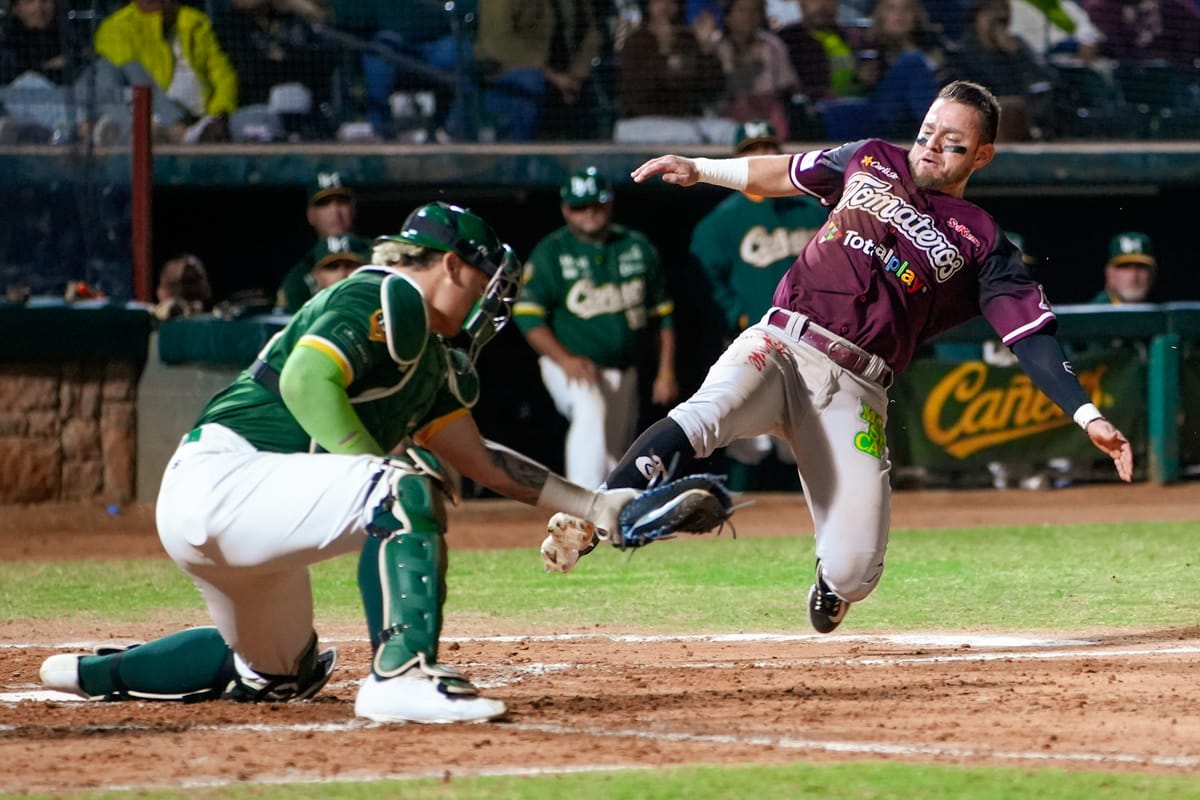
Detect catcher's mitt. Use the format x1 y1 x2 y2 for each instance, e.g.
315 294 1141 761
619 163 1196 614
614 474 734 549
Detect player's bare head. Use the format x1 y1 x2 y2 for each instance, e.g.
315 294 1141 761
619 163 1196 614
909 81 998 195
934 80 1000 144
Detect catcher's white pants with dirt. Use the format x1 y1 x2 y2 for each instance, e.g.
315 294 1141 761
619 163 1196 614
539 356 638 490
667 314 890 602
156 423 392 675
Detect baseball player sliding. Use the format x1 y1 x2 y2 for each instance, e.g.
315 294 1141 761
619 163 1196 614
543 80 1134 635
39 202 692 724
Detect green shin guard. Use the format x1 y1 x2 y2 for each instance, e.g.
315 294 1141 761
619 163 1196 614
360 466 477 693
77 626 235 701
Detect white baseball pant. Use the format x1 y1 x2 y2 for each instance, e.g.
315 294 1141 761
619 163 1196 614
156 423 394 675
667 315 891 602
538 356 639 490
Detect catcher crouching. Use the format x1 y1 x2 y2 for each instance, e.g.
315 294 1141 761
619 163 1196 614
38 203 723 724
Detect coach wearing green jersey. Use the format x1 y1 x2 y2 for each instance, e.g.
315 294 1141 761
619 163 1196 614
40 202 640 724
515 167 679 488
691 121 830 490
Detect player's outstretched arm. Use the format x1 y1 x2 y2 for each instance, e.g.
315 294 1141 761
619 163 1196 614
633 153 799 197
422 412 636 530
1085 418 1134 482
631 155 700 186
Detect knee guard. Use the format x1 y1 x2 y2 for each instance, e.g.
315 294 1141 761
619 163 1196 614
360 448 451 677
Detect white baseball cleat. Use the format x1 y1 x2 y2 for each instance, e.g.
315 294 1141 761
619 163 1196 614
39 654 92 698
354 674 507 724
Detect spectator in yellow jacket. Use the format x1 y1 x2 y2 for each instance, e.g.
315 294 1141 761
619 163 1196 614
95 0 238 142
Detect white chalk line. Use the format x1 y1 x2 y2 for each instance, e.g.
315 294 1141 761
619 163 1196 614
0 716 1194 777
3 631 1198 790
7 633 1197 702
0 632 1099 650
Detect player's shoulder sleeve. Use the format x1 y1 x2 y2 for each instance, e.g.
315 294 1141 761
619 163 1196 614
977 224 1057 347
513 234 560 331
297 269 428 382
787 138 871 201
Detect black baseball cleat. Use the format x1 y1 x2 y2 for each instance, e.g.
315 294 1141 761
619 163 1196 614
807 560 849 634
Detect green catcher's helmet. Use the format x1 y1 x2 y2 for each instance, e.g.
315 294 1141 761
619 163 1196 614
377 202 521 362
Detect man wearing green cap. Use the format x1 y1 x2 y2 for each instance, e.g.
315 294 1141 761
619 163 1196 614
40 202 645 724
276 171 372 313
1092 231 1157 305
515 166 678 488
689 120 828 490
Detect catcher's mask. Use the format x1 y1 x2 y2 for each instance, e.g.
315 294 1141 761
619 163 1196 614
375 202 521 362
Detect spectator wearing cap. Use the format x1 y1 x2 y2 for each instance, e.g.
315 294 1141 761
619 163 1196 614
513 166 677 488
1092 231 1157 305
688 119 829 491
275 172 371 313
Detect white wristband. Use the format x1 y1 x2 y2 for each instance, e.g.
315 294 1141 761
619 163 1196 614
537 474 597 519
693 157 749 191
1073 402 1104 430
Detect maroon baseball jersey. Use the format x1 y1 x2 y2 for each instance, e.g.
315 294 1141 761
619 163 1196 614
772 139 1054 374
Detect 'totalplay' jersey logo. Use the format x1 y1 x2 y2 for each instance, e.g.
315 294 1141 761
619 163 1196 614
835 173 965 282
839 229 925 294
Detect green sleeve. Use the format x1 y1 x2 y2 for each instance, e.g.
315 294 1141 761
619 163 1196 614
278 345 383 455
513 239 557 335
642 238 675 329
690 213 743 332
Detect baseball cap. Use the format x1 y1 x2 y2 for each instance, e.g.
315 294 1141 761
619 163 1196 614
308 171 353 205
1106 231 1155 267
560 167 613 208
313 234 370 271
733 119 781 155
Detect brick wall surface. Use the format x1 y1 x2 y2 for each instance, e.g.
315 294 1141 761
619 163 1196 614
0 362 137 503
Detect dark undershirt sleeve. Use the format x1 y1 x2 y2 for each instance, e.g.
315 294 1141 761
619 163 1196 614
1010 332 1090 416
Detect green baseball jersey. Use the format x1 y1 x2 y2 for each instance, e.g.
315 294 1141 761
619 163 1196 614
690 194 828 335
513 224 674 368
276 234 372 314
199 267 469 453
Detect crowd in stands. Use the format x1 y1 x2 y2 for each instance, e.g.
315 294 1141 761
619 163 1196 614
0 0 1198 145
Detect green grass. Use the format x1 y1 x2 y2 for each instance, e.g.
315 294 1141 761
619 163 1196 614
6 520 1195 632
30 761 1200 800
7 520 1200 799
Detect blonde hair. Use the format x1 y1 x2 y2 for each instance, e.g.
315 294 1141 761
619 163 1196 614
371 240 442 269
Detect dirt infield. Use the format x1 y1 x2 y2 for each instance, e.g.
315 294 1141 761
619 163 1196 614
2 482 1199 794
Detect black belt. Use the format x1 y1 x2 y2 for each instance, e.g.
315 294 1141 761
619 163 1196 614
767 309 893 387
248 358 281 395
